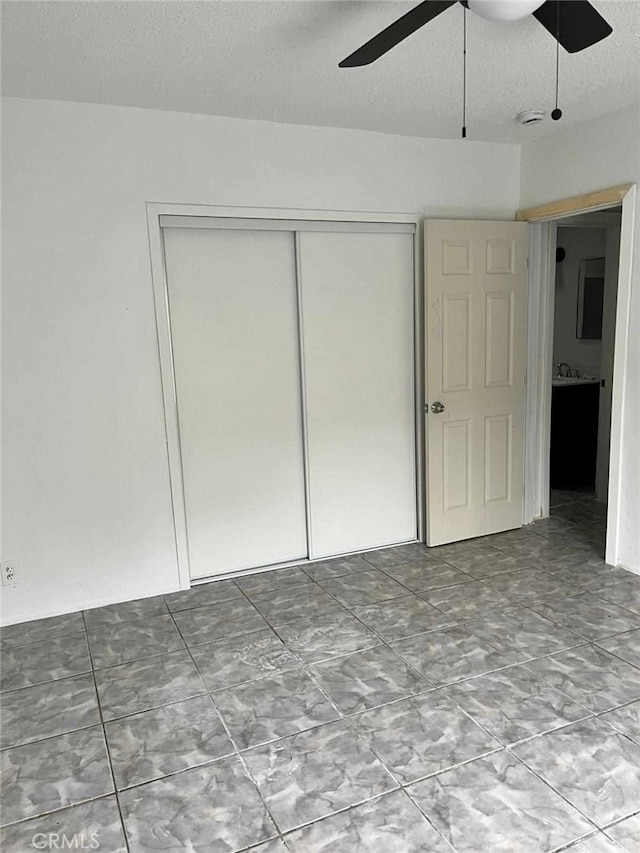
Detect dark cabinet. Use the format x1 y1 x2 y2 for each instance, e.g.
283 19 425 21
550 383 600 491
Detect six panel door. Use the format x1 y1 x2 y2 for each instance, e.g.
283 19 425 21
424 219 529 546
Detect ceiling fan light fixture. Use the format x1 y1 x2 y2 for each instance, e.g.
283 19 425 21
467 0 546 23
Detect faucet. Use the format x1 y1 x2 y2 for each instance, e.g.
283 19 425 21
557 362 572 377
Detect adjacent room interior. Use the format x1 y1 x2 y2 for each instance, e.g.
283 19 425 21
551 209 621 499
1 1 640 851
549 206 622 558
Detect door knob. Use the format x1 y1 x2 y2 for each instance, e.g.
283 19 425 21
431 402 446 414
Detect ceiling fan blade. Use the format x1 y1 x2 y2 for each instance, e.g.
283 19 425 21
533 0 612 53
339 0 457 67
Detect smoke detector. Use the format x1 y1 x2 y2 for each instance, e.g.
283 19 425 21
516 109 546 126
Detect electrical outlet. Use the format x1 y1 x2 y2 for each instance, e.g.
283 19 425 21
2 561 20 586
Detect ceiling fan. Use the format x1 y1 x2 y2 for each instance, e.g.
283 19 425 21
339 0 613 67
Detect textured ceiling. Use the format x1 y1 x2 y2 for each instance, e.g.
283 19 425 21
2 0 639 143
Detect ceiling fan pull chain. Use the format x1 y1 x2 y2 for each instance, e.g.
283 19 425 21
462 3 467 139
552 2 563 120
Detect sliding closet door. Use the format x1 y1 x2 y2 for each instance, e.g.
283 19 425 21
163 227 307 578
299 230 417 558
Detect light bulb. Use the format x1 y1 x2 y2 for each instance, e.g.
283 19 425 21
467 0 545 23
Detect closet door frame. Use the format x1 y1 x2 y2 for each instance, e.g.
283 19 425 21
146 202 423 591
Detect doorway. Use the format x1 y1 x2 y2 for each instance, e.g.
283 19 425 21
520 184 636 568
549 207 622 558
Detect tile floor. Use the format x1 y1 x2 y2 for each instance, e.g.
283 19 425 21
2 491 640 852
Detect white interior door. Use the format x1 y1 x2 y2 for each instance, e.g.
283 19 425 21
163 227 307 578
299 230 417 558
425 219 529 546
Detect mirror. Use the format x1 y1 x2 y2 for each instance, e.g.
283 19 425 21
577 257 605 340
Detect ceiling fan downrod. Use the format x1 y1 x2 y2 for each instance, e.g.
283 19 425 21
462 4 467 138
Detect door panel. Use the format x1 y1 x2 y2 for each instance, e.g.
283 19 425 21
163 227 308 578
299 231 417 558
442 294 472 392
485 292 514 387
443 420 471 511
485 413 512 504
425 220 529 546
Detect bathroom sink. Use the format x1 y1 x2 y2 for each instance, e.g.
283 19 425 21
552 377 599 387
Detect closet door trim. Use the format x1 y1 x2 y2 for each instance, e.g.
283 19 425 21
159 215 415 234
293 231 315 558
147 203 423 591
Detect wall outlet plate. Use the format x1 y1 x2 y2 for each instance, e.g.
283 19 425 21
2 561 20 586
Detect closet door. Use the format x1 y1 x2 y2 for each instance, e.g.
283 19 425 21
163 228 307 579
299 230 417 558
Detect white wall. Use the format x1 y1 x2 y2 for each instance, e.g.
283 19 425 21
1 97 521 625
554 226 607 378
520 105 640 573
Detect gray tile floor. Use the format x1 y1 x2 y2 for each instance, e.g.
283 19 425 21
2 491 640 852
